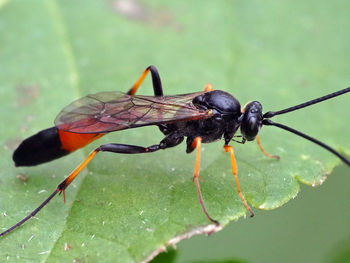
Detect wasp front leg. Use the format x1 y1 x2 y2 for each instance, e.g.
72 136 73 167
256 135 280 160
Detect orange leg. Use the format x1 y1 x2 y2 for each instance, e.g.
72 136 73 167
127 66 163 96
128 68 149 95
191 137 219 225
204 83 214 92
224 145 254 217
58 140 170 197
256 135 280 160
58 149 99 201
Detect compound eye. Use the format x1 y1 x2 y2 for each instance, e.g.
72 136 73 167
241 117 260 141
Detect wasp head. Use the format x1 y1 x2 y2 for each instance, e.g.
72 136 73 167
240 101 263 141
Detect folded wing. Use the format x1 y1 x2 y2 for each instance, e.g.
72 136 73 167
55 91 211 134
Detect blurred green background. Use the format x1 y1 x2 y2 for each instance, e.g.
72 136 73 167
0 0 349 262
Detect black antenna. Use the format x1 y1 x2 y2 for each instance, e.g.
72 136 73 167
262 87 350 166
263 119 350 166
264 87 350 118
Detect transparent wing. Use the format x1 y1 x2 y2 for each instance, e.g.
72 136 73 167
54 91 211 133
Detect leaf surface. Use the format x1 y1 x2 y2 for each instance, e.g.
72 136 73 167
0 0 349 262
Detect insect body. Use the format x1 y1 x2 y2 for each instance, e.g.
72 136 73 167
2 66 350 236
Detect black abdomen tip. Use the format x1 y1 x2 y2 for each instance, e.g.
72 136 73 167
13 127 68 167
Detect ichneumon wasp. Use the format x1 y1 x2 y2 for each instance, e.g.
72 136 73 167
1 65 349 237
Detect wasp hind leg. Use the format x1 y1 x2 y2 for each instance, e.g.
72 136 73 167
59 134 184 194
0 134 184 237
127 65 163 96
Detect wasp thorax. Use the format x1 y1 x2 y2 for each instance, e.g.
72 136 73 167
193 90 241 117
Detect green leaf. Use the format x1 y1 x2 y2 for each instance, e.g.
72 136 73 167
150 248 177 263
0 0 349 262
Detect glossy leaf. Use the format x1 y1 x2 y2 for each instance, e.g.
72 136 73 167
0 1 349 262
